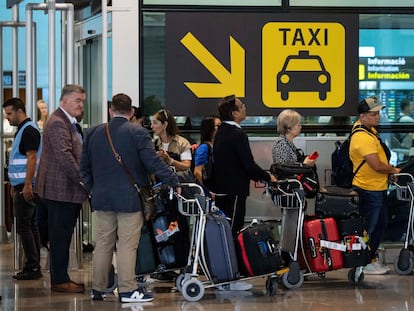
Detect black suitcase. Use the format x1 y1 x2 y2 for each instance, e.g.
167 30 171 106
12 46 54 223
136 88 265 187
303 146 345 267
337 217 370 267
237 222 282 276
203 212 240 283
315 188 359 219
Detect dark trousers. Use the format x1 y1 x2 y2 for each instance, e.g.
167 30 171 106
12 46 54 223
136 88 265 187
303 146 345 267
354 187 388 260
14 191 41 270
215 194 247 238
36 198 49 249
43 199 81 285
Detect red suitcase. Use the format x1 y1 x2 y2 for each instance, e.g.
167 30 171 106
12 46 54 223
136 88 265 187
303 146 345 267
302 218 343 272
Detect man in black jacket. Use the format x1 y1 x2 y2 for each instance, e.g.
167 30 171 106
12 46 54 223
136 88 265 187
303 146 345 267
213 95 277 236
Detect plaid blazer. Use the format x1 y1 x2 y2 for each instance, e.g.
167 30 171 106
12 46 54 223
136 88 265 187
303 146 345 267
34 108 87 204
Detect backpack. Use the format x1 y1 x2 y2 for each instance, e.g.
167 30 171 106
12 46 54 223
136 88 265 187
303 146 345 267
331 128 367 188
201 144 214 189
332 125 392 189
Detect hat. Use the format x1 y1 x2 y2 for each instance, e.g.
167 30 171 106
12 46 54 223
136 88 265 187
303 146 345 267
358 97 385 114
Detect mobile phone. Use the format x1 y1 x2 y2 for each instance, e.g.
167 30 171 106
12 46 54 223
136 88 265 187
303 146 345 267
309 150 319 160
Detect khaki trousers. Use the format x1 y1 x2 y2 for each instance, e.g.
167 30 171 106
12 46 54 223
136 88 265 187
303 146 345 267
92 211 143 293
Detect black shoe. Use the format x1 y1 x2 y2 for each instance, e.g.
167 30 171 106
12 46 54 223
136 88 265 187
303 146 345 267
13 268 42 280
91 289 106 301
151 271 178 282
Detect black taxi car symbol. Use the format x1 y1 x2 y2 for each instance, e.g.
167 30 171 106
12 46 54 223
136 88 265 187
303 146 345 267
277 50 331 100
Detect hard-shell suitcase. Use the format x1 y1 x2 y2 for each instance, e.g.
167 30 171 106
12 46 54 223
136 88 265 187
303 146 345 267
237 222 282 276
203 212 239 283
315 188 359 219
135 223 157 276
337 217 370 268
302 218 343 272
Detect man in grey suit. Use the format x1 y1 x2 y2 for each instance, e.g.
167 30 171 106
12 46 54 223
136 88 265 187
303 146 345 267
34 84 88 293
80 93 180 303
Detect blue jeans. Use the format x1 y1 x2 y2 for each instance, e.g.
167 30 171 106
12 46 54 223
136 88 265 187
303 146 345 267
354 187 388 260
14 190 41 270
43 199 81 285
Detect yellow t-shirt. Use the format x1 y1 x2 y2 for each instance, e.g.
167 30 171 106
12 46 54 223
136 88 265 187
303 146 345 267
349 122 389 191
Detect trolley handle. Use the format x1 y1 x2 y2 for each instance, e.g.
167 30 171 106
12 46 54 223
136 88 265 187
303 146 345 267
391 172 414 187
392 172 414 181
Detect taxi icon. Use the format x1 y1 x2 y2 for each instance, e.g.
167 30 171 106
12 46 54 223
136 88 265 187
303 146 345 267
277 50 331 100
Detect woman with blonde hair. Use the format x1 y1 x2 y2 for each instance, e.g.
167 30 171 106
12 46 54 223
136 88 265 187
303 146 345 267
37 99 49 132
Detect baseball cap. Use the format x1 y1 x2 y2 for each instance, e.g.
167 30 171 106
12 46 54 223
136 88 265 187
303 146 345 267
358 97 385 114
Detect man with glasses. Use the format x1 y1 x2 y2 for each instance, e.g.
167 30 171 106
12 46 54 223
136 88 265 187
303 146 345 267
350 97 400 275
212 95 277 290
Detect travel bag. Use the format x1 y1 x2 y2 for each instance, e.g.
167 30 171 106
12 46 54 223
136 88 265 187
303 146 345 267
203 211 240 283
150 190 190 269
315 188 359 219
135 223 157 276
337 217 370 268
302 217 343 272
237 221 283 276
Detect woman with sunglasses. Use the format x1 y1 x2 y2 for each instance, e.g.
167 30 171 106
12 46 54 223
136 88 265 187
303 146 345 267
151 109 192 171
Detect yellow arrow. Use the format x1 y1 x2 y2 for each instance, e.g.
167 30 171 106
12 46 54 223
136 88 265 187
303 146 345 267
180 32 245 98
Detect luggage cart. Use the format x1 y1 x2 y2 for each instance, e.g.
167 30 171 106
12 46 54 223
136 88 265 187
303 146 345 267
273 181 367 286
392 172 414 275
174 183 293 302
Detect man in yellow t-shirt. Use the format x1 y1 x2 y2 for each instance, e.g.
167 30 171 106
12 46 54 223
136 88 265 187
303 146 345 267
350 97 400 275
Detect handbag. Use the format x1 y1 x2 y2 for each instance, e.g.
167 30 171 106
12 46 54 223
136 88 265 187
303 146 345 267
105 123 157 221
270 162 319 198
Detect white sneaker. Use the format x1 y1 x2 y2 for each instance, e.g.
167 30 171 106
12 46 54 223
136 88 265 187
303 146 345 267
363 261 388 275
119 289 154 303
217 281 253 291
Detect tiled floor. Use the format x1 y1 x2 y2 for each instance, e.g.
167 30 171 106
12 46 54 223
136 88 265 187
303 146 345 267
1 241 414 311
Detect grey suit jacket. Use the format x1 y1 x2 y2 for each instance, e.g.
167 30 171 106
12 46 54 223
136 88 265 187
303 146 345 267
80 117 179 213
34 108 88 204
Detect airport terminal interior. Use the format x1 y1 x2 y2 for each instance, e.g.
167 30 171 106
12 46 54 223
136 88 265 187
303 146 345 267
1 0 414 310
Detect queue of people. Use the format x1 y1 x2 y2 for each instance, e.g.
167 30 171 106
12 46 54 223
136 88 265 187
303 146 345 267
1 90 404 304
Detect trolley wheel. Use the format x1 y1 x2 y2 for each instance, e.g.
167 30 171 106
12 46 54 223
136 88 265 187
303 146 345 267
175 273 186 292
347 267 364 286
182 279 205 302
281 270 304 289
265 276 277 296
394 249 414 275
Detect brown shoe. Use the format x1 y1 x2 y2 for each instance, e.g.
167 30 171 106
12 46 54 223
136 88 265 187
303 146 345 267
51 282 85 293
69 280 85 288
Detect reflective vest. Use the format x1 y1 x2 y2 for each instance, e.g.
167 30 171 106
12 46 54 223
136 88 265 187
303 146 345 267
8 121 42 186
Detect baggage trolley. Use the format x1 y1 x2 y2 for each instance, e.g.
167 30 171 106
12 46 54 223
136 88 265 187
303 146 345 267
273 181 367 286
391 172 414 275
270 179 307 289
174 183 291 302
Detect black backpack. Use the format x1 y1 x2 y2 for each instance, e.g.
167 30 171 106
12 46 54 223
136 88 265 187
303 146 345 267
331 128 367 188
332 125 391 189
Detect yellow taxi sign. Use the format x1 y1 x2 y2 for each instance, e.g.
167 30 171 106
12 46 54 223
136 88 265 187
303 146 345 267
262 22 345 108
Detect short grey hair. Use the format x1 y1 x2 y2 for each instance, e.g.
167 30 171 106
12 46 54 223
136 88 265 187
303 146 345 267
277 109 302 135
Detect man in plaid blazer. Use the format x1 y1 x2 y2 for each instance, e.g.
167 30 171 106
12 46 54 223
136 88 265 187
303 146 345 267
34 84 88 293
